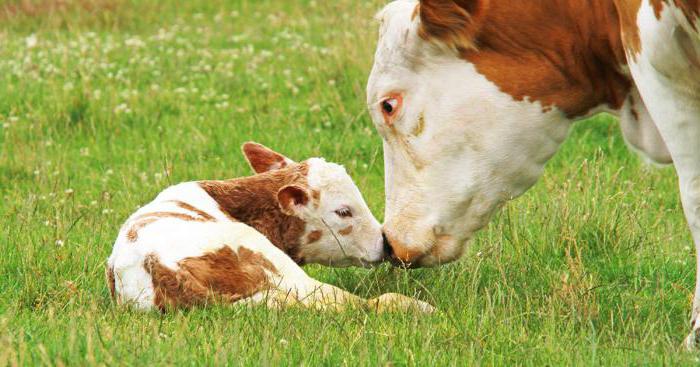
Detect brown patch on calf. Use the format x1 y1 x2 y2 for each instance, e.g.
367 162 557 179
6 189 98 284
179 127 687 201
145 246 278 311
306 230 322 244
338 225 353 236
126 217 159 242
311 190 321 208
199 163 310 263
419 0 634 117
242 142 292 174
411 3 420 20
127 210 215 243
168 200 216 221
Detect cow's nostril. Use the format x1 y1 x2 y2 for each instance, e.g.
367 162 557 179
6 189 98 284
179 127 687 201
382 232 394 258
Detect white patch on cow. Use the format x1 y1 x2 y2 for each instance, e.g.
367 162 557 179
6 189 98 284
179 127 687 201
618 88 673 165
300 158 384 266
367 0 570 266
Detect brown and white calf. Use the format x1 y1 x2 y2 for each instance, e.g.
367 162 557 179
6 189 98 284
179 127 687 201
106 143 433 313
367 0 699 346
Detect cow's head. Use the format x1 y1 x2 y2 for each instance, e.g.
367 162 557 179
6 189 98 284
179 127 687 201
367 0 571 267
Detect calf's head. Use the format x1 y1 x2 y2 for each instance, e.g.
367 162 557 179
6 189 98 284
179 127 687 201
367 0 571 267
241 143 385 267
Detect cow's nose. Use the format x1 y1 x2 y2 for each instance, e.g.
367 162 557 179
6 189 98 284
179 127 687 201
382 232 394 259
382 232 423 268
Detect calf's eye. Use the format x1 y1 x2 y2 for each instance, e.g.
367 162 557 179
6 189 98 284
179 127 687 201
334 207 353 218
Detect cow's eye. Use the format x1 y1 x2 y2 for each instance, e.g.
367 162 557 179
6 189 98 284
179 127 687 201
334 207 353 218
381 98 399 116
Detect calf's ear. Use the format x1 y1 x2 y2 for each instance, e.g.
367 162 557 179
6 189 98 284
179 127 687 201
241 142 296 174
277 185 310 216
418 0 488 52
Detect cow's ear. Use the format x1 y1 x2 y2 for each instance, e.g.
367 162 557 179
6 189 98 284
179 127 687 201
241 142 296 174
418 0 488 52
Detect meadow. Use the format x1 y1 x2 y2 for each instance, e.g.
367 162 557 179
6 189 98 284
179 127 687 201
0 0 698 365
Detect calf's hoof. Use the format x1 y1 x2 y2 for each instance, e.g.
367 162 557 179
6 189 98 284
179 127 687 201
367 293 435 314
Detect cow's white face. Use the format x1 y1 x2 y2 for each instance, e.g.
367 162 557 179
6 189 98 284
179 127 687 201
367 0 570 267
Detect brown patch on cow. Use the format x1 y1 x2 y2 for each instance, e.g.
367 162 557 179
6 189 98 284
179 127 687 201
411 113 426 137
126 210 215 243
199 163 310 263
145 246 278 311
306 230 322 243
673 0 700 28
106 265 116 299
628 95 640 120
651 0 665 18
338 226 353 236
418 0 489 52
616 0 643 60
419 0 634 117
168 200 216 221
630 107 640 121
388 235 424 265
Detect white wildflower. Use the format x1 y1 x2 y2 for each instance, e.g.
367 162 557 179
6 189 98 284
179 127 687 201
114 103 131 114
124 37 145 48
25 34 38 49
55 239 64 247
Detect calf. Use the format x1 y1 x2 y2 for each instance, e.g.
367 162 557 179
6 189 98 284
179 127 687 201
106 142 433 313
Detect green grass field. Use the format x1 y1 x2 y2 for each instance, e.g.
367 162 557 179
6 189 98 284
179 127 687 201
0 0 698 365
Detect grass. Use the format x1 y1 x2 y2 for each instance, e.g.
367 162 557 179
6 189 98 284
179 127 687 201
0 0 697 365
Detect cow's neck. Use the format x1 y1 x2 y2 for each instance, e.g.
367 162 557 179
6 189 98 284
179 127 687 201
198 165 309 259
462 0 631 118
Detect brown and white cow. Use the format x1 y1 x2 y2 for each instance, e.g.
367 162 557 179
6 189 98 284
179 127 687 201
367 0 699 346
107 142 433 313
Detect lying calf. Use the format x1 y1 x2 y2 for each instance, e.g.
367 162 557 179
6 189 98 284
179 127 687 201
107 142 433 313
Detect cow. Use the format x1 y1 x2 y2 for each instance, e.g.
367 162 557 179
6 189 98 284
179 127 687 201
107 142 433 314
366 0 699 347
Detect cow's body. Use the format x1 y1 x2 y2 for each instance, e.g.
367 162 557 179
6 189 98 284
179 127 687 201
367 0 699 346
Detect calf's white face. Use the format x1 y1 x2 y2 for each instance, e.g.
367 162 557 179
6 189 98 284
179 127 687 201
367 1 570 267
243 144 385 267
